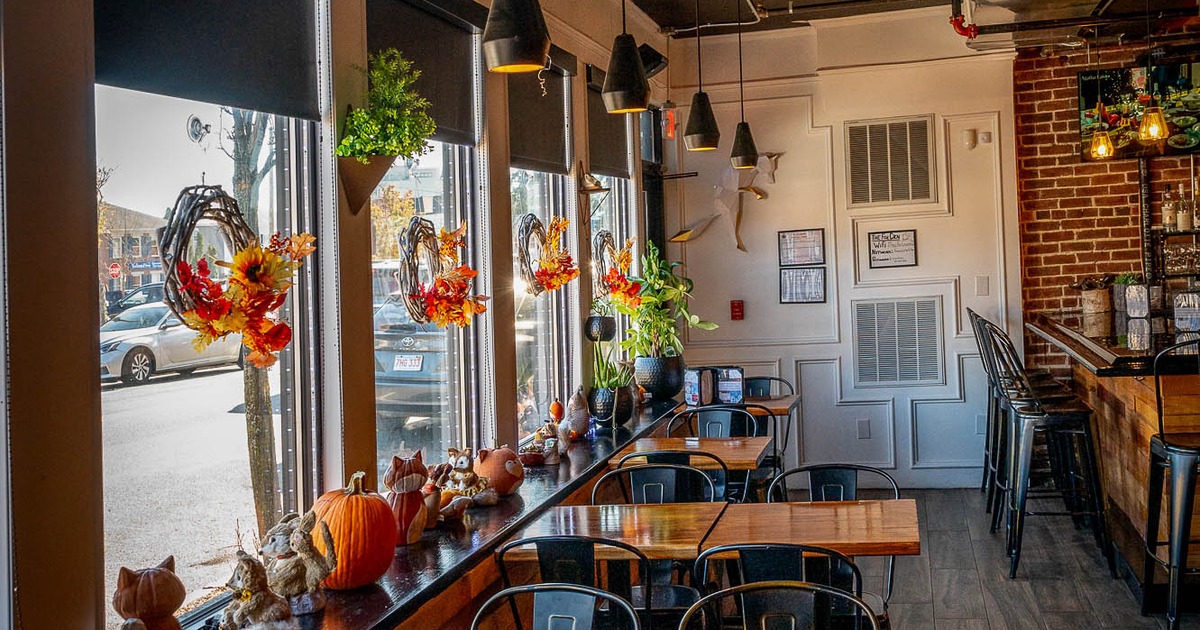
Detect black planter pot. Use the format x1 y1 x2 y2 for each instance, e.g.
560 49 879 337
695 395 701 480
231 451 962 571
588 386 635 428
584 315 617 342
633 355 685 401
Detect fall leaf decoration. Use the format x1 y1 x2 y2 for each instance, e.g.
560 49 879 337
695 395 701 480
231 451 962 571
399 217 489 328
602 237 641 309
534 217 580 293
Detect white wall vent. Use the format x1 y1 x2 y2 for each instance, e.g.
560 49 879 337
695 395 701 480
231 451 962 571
846 115 934 207
853 297 943 387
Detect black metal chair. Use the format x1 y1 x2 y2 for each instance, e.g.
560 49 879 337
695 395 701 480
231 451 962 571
667 406 764 501
470 582 641 630
767 463 899 604
616 449 731 503
496 535 651 629
677 580 882 630
1143 337 1200 630
592 463 719 505
745 377 797 479
694 543 889 629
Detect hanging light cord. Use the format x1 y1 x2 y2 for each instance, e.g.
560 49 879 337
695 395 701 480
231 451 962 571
695 0 703 93
737 0 746 122
622 0 628 34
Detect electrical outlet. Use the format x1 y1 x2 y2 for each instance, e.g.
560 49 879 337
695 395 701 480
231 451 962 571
856 419 871 440
976 414 987 435
975 276 990 297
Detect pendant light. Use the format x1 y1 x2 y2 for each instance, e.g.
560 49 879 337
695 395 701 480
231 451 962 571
684 0 720 151
730 0 758 169
482 0 551 74
1138 0 1168 142
602 0 650 113
1090 44 1115 160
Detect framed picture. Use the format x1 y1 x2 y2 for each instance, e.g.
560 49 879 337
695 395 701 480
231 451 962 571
780 267 826 304
868 229 918 269
778 228 825 266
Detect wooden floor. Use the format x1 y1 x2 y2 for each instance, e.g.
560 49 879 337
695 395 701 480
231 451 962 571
878 488 1200 630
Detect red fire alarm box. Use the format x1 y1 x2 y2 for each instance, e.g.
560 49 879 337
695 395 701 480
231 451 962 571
731 300 744 321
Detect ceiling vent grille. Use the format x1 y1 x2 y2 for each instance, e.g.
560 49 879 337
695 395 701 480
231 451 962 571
853 297 943 387
847 115 934 207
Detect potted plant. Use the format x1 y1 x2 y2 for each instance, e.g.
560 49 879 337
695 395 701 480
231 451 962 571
585 297 617 342
336 48 436 215
616 242 717 400
588 340 635 428
1112 272 1141 312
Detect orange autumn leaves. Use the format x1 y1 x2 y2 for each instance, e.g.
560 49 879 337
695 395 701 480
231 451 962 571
416 223 489 328
176 233 315 368
603 237 641 309
534 217 581 293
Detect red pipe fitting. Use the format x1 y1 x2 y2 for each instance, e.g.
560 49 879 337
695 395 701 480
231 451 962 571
950 14 979 39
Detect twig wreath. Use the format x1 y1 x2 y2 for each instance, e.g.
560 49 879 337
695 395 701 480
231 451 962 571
516 214 579 296
158 185 315 368
595 232 640 309
397 216 488 328
592 230 618 299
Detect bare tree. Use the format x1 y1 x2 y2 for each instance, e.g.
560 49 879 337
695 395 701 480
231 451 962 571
371 185 417 260
221 108 275 236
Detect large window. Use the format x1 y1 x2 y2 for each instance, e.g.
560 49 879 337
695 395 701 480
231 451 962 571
96 87 314 627
372 142 476 477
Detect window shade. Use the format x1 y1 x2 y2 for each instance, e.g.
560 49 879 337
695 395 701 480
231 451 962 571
367 0 485 146
95 1 319 121
585 66 631 178
508 47 576 175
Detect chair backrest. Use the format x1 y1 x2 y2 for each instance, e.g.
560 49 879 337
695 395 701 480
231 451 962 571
666 406 760 439
745 376 795 398
677 580 881 630
471 582 641 630
767 463 899 503
1153 337 1200 438
616 449 730 502
966 308 1003 394
591 463 718 504
979 318 1049 412
695 543 863 598
496 535 651 606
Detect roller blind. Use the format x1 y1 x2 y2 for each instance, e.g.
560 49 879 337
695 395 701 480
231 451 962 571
585 66 631 178
508 47 576 175
95 0 320 121
367 0 485 146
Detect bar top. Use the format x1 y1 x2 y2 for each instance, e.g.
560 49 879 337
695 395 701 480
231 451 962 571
1025 310 1197 376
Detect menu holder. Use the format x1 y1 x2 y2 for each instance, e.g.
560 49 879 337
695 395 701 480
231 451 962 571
1175 292 1200 332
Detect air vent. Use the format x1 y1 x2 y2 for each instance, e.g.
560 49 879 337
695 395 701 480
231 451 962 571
847 116 934 207
854 297 943 387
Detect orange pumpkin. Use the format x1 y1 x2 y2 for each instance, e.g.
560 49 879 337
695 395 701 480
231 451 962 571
112 556 185 630
311 471 396 590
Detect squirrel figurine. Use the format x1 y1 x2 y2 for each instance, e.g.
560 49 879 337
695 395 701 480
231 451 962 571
261 511 337 614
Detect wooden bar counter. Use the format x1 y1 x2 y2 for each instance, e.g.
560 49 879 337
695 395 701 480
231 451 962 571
1027 310 1200 608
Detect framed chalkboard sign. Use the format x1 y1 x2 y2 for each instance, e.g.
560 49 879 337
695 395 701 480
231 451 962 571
868 229 918 269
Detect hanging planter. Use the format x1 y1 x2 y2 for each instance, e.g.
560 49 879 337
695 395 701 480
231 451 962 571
516 214 579 295
396 216 488 328
338 155 396 215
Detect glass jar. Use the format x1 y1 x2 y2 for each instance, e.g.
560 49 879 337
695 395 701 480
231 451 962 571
1178 199 1194 231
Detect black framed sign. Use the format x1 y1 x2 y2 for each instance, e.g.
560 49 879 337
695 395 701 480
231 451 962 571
868 229 918 269
780 267 826 304
778 228 825 266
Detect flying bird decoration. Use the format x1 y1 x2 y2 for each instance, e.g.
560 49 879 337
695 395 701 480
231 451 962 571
670 152 781 251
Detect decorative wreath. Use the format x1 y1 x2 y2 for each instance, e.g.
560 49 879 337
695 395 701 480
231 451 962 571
516 214 579 296
159 185 315 368
397 216 488 328
595 232 640 310
592 230 618 298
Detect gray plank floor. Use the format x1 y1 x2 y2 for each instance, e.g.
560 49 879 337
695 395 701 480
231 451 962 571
890 488 1200 630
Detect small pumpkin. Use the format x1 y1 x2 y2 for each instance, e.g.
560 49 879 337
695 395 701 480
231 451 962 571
112 556 186 630
311 471 396 590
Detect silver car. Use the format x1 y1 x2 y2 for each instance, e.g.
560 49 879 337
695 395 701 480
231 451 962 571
100 302 243 384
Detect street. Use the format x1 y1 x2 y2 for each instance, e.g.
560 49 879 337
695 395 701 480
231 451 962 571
102 365 275 626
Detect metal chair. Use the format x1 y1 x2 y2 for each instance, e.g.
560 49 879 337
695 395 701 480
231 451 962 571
667 406 764 502
616 449 731 503
767 463 899 604
470 582 641 630
592 463 718 505
1143 337 1200 630
745 376 797 476
496 535 652 629
677 580 882 630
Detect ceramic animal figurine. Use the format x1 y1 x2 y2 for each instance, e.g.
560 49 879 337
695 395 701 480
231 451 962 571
112 556 186 630
565 386 590 439
262 511 337 614
383 452 430 545
422 461 479 526
475 446 525 496
542 438 561 465
220 550 299 630
445 448 487 494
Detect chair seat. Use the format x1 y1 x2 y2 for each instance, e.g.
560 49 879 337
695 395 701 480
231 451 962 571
631 583 700 611
1152 432 1200 453
828 591 890 630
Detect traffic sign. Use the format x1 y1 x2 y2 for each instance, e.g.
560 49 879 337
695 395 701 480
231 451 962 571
108 263 121 279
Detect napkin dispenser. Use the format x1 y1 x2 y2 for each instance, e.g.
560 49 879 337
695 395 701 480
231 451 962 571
713 366 745 404
1175 292 1200 332
683 367 718 406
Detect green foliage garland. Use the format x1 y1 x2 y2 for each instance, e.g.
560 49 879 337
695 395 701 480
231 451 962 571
337 49 436 162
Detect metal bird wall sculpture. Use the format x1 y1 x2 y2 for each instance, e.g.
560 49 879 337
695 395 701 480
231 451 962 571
670 152 781 251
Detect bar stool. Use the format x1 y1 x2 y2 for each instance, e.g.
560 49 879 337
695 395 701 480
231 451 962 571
984 319 1114 578
1142 337 1200 630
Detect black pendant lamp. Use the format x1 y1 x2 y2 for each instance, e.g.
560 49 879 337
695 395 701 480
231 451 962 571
730 0 757 168
602 0 650 113
482 0 551 73
684 0 720 151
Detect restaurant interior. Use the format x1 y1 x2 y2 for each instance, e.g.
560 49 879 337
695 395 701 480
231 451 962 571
7 0 1200 628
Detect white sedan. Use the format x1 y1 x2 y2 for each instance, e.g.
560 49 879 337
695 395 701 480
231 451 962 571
100 302 243 384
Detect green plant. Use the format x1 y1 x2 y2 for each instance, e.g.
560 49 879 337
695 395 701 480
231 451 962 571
591 341 633 389
590 297 615 317
1114 272 1143 285
618 241 716 357
336 49 436 163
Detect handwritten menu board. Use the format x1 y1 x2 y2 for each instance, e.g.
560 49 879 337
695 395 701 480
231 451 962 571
868 230 918 269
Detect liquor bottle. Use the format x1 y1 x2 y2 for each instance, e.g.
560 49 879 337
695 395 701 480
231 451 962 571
1163 184 1178 232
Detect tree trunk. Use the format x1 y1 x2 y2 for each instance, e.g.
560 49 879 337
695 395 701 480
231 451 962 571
244 365 281 537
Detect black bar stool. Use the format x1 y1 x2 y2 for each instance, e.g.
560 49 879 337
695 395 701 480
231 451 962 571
1142 337 1200 630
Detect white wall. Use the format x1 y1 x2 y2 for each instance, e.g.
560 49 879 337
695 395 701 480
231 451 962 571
666 6 1020 487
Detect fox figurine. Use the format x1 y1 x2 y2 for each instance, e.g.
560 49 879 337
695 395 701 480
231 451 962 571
383 452 429 545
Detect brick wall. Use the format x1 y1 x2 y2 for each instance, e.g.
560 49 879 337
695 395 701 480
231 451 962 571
1014 45 1191 374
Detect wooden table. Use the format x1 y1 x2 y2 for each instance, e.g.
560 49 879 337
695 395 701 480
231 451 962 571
506 503 728 560
744 394 801 417
700 499 921 557
613 436 773 470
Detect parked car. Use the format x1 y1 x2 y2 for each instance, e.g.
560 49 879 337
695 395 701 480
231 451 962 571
373 293 451 454
100 302 243 384
106 282 165 318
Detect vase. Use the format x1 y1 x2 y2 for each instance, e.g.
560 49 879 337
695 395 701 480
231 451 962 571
584 315 617 342
587 386 635 428
338 155 396 215
633 355 685 401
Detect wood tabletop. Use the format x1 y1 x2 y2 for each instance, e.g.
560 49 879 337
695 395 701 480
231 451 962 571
506 503 727 561
613 436 773 471
744 393 802 417
700 499 921 557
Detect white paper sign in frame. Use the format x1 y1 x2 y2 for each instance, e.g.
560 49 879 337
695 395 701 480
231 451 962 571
867 229 918 269
778 228 825 267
